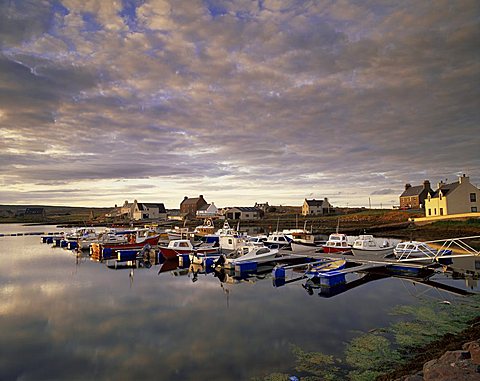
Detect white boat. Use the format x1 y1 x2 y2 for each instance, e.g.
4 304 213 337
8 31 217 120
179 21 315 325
322 233 355 253
394 241 452 260
351 235 395 257
165 226 192 240
216 245 279 268
246 235 268 246
78 228 129 250
290 241 324 253
264 232 292 249
64 227 97 242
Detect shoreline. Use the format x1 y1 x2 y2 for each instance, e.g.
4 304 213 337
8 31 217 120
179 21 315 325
377 316 480 381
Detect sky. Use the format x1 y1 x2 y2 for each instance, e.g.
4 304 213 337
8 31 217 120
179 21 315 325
0 0 479 209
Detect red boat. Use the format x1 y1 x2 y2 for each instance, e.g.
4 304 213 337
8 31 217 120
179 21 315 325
102 234 160 250
90 230 160 261
322 233 353 254
159 239 219 259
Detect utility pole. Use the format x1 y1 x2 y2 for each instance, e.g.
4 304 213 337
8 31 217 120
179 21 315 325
368 197 371 209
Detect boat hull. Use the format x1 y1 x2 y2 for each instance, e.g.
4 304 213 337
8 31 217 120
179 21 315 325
159 246 219 259
102 235 160 250
322 246 351 254
351 247 394 257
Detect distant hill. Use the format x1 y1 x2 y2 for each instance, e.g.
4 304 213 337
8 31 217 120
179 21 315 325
0 204 113 224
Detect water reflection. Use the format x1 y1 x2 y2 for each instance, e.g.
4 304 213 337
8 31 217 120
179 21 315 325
1 225 479 381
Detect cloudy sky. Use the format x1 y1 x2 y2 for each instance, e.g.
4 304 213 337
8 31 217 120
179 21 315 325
0 0 478 209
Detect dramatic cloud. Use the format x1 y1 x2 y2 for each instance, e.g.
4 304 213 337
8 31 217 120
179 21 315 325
0 0 479 207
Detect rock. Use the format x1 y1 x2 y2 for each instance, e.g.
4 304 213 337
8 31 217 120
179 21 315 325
423 350 480 381
464 340 480 365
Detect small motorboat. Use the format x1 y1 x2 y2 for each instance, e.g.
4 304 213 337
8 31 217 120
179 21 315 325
305 259 347 279
393 241 452 260
322 233 354 253
158 239 219 260
264 231 292 249
351 235 395 257
215 245 279 268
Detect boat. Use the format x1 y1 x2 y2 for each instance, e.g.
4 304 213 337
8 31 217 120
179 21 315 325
77 228 131 250
305 259 347 279
351 235 395 257
246 235 268 245
322 233 354 253
165 226 192 240
290 241 324 253
215 245 279 268
90 229 160 260
393 241 452 261
193 218 216 237
158 239 219 260
264 231 292 249
283 221 315 245
64 227 97 242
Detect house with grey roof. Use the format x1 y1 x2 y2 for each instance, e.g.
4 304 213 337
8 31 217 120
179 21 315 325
425 174 480 217
399 180 433 209
224 207 263 220
116 200 167 220
301 198 333 216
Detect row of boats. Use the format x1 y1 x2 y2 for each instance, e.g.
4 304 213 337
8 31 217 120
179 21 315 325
41 219 458 269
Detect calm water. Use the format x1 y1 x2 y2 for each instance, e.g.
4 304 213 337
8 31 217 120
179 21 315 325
1 224 479 381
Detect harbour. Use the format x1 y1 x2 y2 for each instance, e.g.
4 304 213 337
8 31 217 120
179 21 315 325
2 223 480 380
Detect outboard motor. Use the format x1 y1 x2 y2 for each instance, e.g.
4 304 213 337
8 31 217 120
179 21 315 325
214 254 226 267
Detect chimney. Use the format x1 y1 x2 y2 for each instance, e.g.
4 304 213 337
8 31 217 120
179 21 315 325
438 181 444 189
459 174 469 184
423 180 430 190
200 195 204 199
184 196 188 200
405 183 411 191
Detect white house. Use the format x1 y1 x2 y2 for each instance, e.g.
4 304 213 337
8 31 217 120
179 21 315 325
196 202 219 218
224 207 262 220
425 174 480 217
301 198 333 216
117 200 167 220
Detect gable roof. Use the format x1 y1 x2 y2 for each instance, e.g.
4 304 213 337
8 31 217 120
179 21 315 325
181 197 206 206
143 203 167 213
400 185 425 197
305 199 325 207
228 207 260 212
197 204 210 211
431 182 460 198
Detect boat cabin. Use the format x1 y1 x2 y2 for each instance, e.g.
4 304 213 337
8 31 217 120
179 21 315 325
325 233 350 248
167 239 194 249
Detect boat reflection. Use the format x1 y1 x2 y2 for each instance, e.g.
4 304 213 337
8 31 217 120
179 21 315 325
299 255 479 298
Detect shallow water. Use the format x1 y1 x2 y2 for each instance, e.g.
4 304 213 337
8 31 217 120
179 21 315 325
0 224 478 380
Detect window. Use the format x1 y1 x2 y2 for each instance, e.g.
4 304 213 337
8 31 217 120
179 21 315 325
440 208 443 216
428 209 431 216
470 193 477 202
434 208 437 215
472 207 478 213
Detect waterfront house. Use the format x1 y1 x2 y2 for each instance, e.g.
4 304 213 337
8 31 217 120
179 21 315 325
399 180 433 209
196 202 219 219
180 195 208 219
133 202 167 220
117 200 167 220
224 207 262 220
301 198 333 216
424 174 480 217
